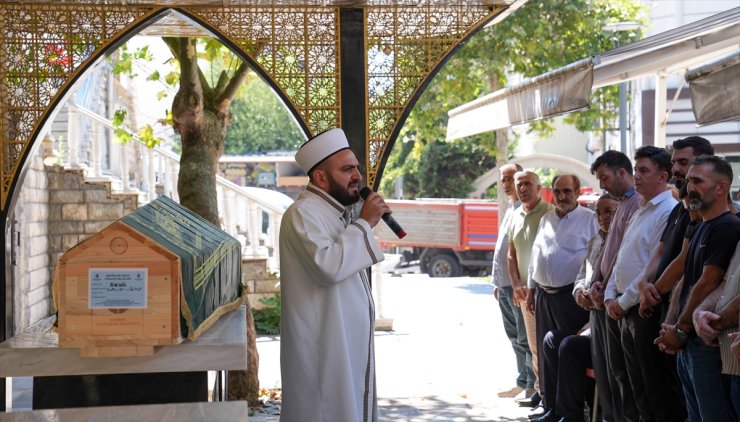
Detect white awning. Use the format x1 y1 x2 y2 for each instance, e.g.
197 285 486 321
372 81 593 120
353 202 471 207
446 59 593 140
686 51 740 126
446 7 740 140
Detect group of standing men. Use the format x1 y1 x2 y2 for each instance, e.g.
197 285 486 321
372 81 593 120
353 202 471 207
273 127 739 422
493 136 740 422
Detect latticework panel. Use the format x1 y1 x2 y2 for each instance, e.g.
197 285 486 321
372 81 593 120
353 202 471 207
0 2 505 211
0 3 156 210
190 6 341 136
0 4 342 211
364 5 501 188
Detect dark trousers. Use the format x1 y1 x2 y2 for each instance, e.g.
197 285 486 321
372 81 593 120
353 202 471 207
556 334 594 419
590 309 621 422
605 311 638 422
535 285 589 411
498 286 535 389
621 306 686 422
542 330 594 419
676 335 735 422
731 375 740 418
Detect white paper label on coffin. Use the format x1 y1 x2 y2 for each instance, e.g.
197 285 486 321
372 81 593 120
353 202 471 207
89 268 148 309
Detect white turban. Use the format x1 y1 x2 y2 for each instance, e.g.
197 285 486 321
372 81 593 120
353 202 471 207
295 128 350 173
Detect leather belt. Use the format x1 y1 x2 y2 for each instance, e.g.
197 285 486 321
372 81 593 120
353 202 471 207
539 283 574 294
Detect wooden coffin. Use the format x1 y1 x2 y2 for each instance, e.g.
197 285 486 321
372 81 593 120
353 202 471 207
54 196 244 357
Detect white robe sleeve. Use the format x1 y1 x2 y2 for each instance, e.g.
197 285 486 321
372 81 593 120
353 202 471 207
282 204 384 287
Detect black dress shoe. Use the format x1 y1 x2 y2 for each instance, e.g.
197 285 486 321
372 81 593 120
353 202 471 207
518 390 541 408
528 405 546 420
531 410 560 422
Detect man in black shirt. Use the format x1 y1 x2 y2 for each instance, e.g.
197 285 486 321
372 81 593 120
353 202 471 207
656 155 740 421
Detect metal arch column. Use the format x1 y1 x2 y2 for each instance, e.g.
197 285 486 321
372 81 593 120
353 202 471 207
340 8 368 181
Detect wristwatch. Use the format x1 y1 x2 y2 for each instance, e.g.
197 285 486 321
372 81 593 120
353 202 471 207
675 326 689 343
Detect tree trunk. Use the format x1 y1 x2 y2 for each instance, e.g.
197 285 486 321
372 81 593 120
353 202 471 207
177 114 222 225
171 37 223 226
168 36 260 407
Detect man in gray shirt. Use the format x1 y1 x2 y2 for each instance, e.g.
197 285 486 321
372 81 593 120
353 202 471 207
491 163 534 400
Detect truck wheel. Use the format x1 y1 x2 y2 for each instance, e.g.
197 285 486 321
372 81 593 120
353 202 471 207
427 254 461 278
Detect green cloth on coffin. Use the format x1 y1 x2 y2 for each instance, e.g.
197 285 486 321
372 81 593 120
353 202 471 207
121 196 244 340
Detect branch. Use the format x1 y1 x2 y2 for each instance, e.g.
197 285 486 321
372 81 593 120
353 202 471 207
213 61 250 115
163 37 215 101
197 68 216 101
162 36 179 58
214 71 230 98
168 37 206 136
177 38 201 101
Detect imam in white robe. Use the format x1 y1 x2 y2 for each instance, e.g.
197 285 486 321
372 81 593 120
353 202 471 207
279 183 384 422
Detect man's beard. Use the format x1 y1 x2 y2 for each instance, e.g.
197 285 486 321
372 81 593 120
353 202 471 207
328 177 359 206
688 190 710 211
672 173 686 189
556 200 576 214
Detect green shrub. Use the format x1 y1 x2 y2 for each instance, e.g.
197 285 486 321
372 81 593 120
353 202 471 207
253 293 281 335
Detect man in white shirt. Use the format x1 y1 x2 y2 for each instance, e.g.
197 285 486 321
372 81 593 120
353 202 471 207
604 146 683 422
279 128 390 422
525 174 598 422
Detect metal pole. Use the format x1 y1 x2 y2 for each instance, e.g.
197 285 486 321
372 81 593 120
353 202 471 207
654 75 668 148
619 82 627 153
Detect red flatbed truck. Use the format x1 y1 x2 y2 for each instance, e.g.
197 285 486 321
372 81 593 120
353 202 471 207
375 198 499 277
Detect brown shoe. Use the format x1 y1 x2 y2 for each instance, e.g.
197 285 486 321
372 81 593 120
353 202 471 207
496 386 524 398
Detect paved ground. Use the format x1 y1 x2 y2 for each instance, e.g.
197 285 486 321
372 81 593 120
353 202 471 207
252 269 533 421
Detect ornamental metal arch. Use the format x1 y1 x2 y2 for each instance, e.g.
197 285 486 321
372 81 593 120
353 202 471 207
0 1 521 215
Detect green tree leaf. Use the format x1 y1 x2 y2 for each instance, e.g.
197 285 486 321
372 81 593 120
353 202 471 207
134 45 152 61
138 124 162 148
164 71 179 86
204 38 222 61
112 108 127 127
113 127 132 144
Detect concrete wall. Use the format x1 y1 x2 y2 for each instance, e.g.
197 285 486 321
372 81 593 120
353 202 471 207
12 152 52 333
45 166 139 265
243 258 280 311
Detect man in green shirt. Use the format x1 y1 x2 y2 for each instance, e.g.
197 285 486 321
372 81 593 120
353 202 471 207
507 170 553 414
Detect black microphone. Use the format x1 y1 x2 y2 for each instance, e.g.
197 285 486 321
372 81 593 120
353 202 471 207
359 187 407 239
